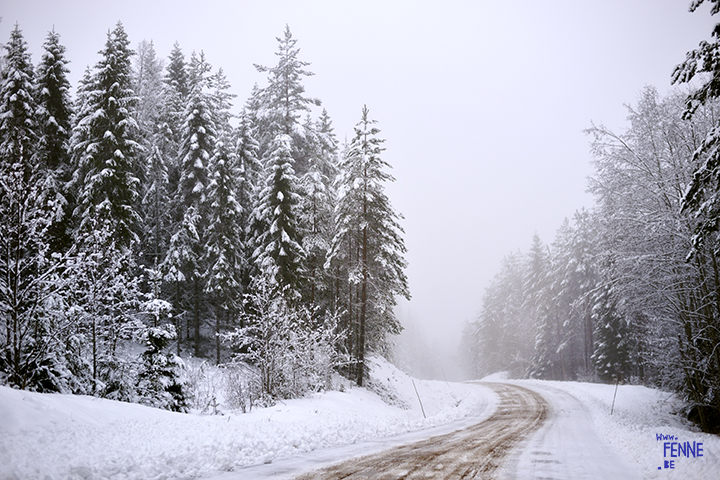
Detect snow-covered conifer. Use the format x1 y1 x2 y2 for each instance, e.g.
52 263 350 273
254 25 320 166
162 64 217 356
136 324 188 412
253 133 305 301
204 131 244 362
35 28 74 253
70 22 142 248
328 106 409 385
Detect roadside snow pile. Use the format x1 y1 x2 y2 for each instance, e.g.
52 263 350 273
0 356 490 480
529 380 720 480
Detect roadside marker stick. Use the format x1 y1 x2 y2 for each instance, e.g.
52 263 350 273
611 375 620 415
412 379 426 419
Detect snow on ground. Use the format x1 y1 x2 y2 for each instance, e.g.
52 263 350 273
513 379 720 480
0 357 492 480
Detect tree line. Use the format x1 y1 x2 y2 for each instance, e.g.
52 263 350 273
0 22 409 409
464 1 720 434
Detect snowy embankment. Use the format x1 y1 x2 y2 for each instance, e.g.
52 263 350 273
510 377 720 479
0 357 492 480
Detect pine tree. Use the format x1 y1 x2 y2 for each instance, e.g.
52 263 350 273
136 324 188 412
204 131 244 363
162 64 216 356
70 22 142 248
35 28 74 255
0 24 57 390
328 106 409 385
253 133 305 301
254 25 320 163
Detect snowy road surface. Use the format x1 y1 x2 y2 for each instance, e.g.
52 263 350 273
230 381 642 480
293 382 547 479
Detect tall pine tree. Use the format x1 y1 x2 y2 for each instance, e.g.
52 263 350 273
329 106 409 385
70 22 142 249
35 29 74 254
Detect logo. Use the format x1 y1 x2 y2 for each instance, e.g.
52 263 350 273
656 434 703 470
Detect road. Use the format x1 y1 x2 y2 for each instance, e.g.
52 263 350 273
293 382 548 480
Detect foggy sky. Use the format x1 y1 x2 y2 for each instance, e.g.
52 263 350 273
1 0 715 377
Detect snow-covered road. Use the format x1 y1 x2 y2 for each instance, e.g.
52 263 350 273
505 381 641 479
223 381 642 479
292 382 547 479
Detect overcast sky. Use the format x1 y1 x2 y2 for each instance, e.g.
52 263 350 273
1 0 716 376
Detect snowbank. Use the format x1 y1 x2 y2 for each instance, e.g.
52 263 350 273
0 357 492 480
519 380 720 480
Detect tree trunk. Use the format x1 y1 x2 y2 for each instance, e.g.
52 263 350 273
357 221 368 387
194 280 201 357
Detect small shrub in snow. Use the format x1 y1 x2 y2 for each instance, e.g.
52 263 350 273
223 362 261 412
182 358 226 413
223 283 347 401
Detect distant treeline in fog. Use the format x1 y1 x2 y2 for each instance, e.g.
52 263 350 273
464 86 720 434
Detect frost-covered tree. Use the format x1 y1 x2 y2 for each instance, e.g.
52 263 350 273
254 25 320 152
0 24 59 390
35 29 73 254
162 61 216 356
234 110 262 291
70 22 142 249
163 42 189 183
136 324 188 412
133 40 172 269
328 106 409 385
223 282 345 400
299 113 337 308
61 224 144 397
203 132 244 363
141 144 171 268
588 86 720 432
590 282 630 382
253 133 305 300
0 24 36 182
472 253 525 377
133 40 165 143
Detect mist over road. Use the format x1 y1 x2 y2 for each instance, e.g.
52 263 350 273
294 383 547 479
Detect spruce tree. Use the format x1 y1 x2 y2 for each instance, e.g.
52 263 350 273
162 64 216 356
133 40 165 144
232 110 262 294
254 25 320 164
0 24 36 183
299 113 337 309
0 24 50 389
70 22 142 249
591 284 630 382
204 131 244 363
328 106 409 385
35 28 74 254
253 133 305 301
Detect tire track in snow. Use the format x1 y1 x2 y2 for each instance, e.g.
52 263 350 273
294 382 548 479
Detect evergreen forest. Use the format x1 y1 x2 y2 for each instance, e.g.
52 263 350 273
0 22 409 412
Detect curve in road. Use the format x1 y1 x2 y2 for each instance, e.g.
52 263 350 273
294 382 548 480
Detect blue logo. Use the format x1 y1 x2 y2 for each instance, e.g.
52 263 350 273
656 434 703 470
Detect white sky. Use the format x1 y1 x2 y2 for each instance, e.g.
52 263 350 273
1 0 716 376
